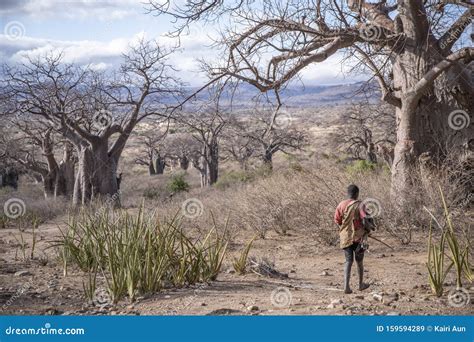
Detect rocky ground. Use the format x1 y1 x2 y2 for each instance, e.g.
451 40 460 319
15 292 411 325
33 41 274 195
0 218 472 316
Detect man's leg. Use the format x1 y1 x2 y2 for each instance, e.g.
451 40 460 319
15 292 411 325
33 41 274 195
355 245 370 291
343 246 354 294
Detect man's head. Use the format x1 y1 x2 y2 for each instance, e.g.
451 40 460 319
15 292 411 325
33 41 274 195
347 184 359 200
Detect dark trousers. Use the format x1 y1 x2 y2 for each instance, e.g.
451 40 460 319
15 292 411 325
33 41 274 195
343 242 365 263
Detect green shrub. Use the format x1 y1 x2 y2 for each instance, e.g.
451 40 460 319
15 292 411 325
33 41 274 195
346 160 377 174
214 171 252 189
167 174 190 193
143 187 161 200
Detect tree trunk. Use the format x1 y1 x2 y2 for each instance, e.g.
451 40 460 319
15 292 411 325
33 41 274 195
148 161 156 175
154 154 166 175
55 144 76 198
366 143 377 164
73 142 120 206
179 155 189 170
262 150 273 171
208 144 219 185
390 2 473 202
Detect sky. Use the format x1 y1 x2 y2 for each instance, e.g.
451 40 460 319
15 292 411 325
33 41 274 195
0 0 363 87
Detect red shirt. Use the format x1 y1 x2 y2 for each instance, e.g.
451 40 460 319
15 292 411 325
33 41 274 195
334 199 366 230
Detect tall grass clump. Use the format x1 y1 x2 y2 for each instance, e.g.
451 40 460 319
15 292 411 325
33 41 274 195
54 206 228 304
424 187 473 296
233 235 256 274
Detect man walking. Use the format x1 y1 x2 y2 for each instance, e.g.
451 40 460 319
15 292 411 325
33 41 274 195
334 184 370 294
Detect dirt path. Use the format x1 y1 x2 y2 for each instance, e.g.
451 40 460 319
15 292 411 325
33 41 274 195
0 221 472 316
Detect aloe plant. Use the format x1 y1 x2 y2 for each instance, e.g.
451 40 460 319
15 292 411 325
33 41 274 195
53 205 229 304
233 236 256 275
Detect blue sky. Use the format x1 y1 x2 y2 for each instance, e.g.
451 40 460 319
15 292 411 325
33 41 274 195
0 0 362 86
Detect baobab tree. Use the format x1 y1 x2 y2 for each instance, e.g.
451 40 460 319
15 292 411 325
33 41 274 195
0 124 76 198
164 133 197 171
243 110 307 170
176 110 228 187
222 120 258 171
337 102 396 164
135 129 168 175
2 40 182 205
148 0 473 202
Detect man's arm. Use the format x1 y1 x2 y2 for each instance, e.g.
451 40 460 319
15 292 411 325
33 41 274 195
334 205 343 225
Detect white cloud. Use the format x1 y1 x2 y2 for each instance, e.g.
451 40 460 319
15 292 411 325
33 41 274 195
0 0 142 21
0 30 212 85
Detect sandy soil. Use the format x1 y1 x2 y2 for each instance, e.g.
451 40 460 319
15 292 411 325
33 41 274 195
1 218 472 316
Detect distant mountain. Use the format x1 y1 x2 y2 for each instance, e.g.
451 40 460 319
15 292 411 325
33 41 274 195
186 81 380 108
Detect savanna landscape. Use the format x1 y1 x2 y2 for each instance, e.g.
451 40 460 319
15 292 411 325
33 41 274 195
0 0 472 318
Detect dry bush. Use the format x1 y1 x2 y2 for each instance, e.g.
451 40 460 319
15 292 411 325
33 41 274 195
0 182 69 229
148 151 472 250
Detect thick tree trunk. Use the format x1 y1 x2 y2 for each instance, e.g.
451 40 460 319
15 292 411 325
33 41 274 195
390 2 473 202
179 155 189 170
154 154 166 175
262 150 273 171
73 143 120 206
148 161 156 175
208 144 219 185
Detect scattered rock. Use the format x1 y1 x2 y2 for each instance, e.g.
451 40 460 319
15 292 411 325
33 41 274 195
327 298 343 309
14 270 32 277
319 271 330 276
247 305 259 312
45 308 62 315
225 268 235 274
372 293 383 302
355 295 365 300
387 311 401 316
200 303 207 306
383 293 399 306
207 308 242 316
